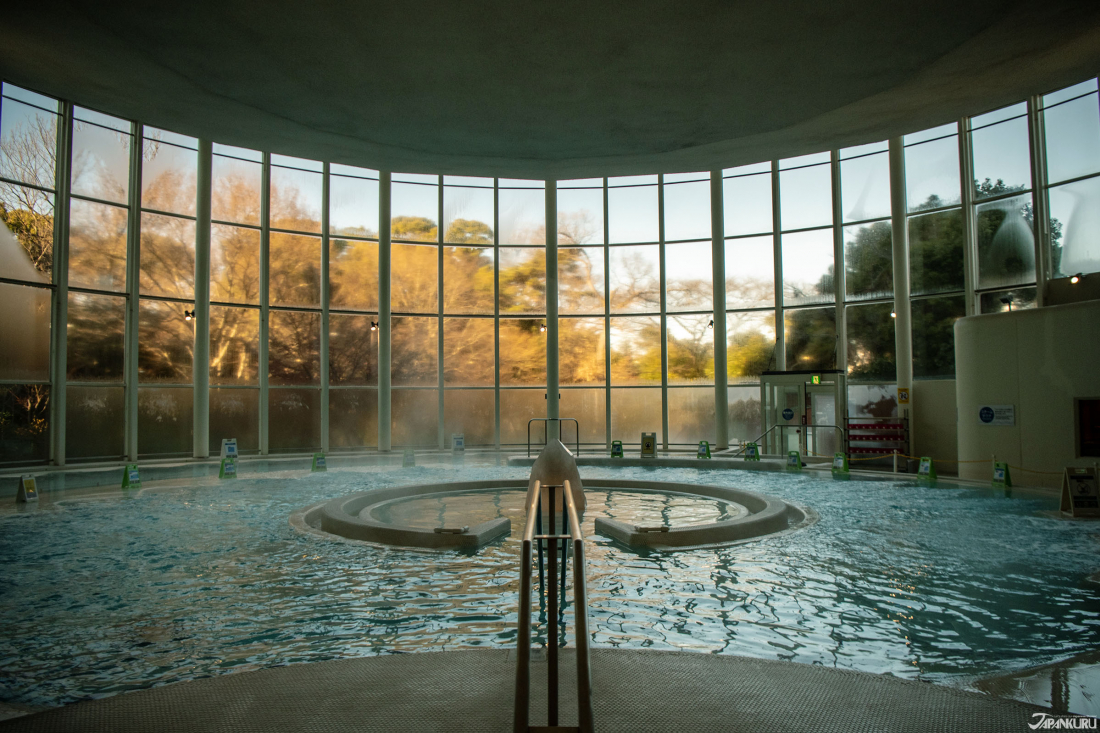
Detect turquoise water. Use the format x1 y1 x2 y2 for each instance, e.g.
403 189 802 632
2 459 1098 708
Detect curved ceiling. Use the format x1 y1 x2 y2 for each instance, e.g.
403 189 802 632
2 1 1100 178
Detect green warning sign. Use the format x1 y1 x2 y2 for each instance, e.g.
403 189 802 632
697 441 711 459
121 464 141 489
992 461 1011 489
611 440 623 458
219 457 237 479
786 451 802 471
744 443 760 461
311 452 327 472
832 452 849 475
917 457 937 482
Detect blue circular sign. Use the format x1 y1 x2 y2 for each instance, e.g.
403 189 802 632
979 406 995 423
782 408 795 421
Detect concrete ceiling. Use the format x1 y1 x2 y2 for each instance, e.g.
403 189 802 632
2 1 1100 179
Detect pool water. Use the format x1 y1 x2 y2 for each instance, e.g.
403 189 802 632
2 459 1098 709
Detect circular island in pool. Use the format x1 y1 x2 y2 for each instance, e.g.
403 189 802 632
295 478 813 551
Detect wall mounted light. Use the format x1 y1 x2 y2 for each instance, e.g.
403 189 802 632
1070 273 1083 284
707 319 714 329
370 321 378 332
890 311 897 319
539 323 547 333
999 296 1013 312
184 309 195 321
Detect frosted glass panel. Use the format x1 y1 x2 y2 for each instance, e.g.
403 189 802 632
500 389 545 444
728 385 762 444
391 182 438 242
667 314 714 385
443 317 494 386
726 310 774 384
443 186 493 244
270 232 321 308
779 163 831 231
211 224 260 304
725 235 774 309
138 387 192 456
668 387 716 444
269 310 320 386
1044 92 1100 185
781 229 835 306
912 295 965 379
138 299 193 383
392 243 437 313
443 389 494 446
392 316 437 386
209 388 259 453
69 198 127 292
329 174 379 237
330 314 378 386
610 316 660 385
67 386 124 460
665 240 712 312
71 120 130 204
841 151 890 223
784 307 836 371
329 389 377 449
848 384 898 418
392 389 439 447
443 246 494 314
210 306 259 385
559 389 606 445
724 172 772 237
609 245 659 313
270 166 322 233
557 187 604 245
909 209 964 295
609 388 662 445
559 247 605 315
1048 177 1100 278
663 180 710 241
330 239 378 311
269 388 321 453
142 138 196 216
976 194 1035 289
498 248 545 315
140 212 195 298
212 154 261 226
0 384 50 463
498 188 544 245
905 135 961 211
972 116 1032 199
499 319 545 386
846 302 896 382
608 185 658 243
0 282 50 381
843 222 893 301
67 292 125 381
560 317 604 386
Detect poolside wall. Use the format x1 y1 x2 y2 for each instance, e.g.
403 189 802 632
911 380 958 474
955 300 1100 490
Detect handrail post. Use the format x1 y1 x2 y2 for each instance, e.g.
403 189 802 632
514 480 540 733
547 483 558 728
564 481 594 733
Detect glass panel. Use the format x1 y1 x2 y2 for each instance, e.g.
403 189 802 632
665 240 712 312
559 246 605 315
329 389 378 449
209 388 259 453
74 107 129 132
841 141 889 158
498 188 545 245
560 317 604 386
2 84 59 111
726 310 775 384
843 221 892 301
141 139 196 216
610 316 661 385
665 172 708 183
500 389 546 445
444 175 492 187
391 243 437 313
498 247 545 315
609 388 662 445
976 194 1035 289
211 224 260 304
785 306 836 371
392 316 438 386
0 282 50 380
725 235 774 309
558 178 603 188
723 162 771 176
723 172 772 237
972 116 1032 199
269 388 321 453
138 300 193 383
668 387 716 444
0 184 54 281
499 319 545 386
392 389 439 447
270 166 322 233
330 238 378 311
727 384 761 445
909 209 965 295
212 154 261 226
780 152 830 169
330 174 379 237
846 302 896 382
330 314 378 386
905 135 961 211
394 172 437 184
68 198 127 291
271 154 321 172
443 246 494 314
609 175 658 186
443 317 494 386
607 184 658 243
1044 79 1099 107
559 389 605 445
71 121 130 204
663 180 710 241
848 384 899 418
443 186 493 244
1048 177 1100 279
911 295 965 379
1044 92 1100 185
779 163 831 230
138 387 193 456
443 390 494 446
609 245 659 313
972 102 1026 129
1 98 57 189
391 181 438 242
667 314 714 385
269 310 320 386
557 187 604 245
66 386 124 460
0 384 50 464
140 212 195 298
67 292 125 381
781 228 834 306
210 306 259 385
841 151 890 222
212 143 261 162
979 287 1037 314
270 232 321 308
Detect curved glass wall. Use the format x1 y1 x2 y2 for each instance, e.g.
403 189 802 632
1 76 1097 464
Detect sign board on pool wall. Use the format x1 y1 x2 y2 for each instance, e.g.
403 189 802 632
978 405 1015 426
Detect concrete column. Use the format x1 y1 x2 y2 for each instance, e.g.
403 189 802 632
124 123 143 462
771 160 785 370
957 119 979 316
493 179 501 450
320 162 331 453
830 150 847 375
889 137 914 425
1027 95 1050 307
193 140 212 458
658 176 669 450
259 153 271 454
437 176 445 450
602 179 611 451
545 180 559 441
49 102 73 466
378 171 392 451
710 171 729 450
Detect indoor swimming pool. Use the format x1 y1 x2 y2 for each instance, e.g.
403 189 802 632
1 457 1098 710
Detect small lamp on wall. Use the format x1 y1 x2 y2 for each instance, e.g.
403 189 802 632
370 321 378 332
890 310 897 319
539 323 547 333
1070 273 1084 284
707 319 714 329
184 309 195 321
